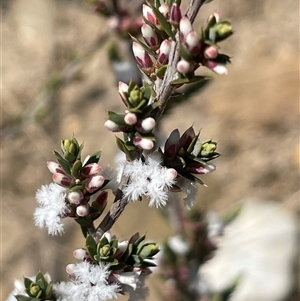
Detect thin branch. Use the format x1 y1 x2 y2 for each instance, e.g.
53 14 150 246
93 0 205 242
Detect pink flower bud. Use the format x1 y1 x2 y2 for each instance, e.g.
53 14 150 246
169 3 182 27
52 173 71 187
132 42 153 69
86 175 105 193
205 60 228 75
159 3 169 18
141 24 159 50
213 10 220 23
66 263 76 275
124 112 138 125
81 163 102 177
141 117 156 132
185 30 201 55
115 240 129 259
142 4 158 26
158 39 171 65
133 137 154 150
179 17 192 38
118 81 129 106
177 59 192 74
187 163 216 174
76 204 90 217
166 168 178 180
73 248 89 260
67 191 83 204
204 46 218 59
104 120 121 132
43 272 52 284
47 161 65 175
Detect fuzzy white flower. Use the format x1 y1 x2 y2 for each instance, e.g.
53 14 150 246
34 183 68 235
119 153 177 208
57 261 119 301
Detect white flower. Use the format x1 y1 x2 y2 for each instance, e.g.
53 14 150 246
34 183 68 235
119 152 177 208
197 199 298 301
168 235 190 255
56 262 119 301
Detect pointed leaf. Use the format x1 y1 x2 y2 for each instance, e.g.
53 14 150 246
83 151 102 166
53 151 71 176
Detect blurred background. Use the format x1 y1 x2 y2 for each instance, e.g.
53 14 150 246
1 0 299 300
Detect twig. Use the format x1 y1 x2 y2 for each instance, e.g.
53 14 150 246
93 0 205 242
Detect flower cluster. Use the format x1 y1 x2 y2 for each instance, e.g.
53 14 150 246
118 152 177 207
132 2 232 84
160 126 219 185
66 232 159 294
87 0 143 38
105 82 160 154
177 11 232 76
34 138 109 235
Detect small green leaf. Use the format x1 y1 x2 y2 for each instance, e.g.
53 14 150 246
71 160 82 177
53 151 71 176
156 65 167 78
86 235 98 258
108 111 127 126
171 76 210 85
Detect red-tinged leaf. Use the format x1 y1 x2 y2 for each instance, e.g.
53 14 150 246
180 126 195 149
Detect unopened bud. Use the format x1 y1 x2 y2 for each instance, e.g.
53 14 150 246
86 175 105 193
43 272 52 284
170 3 182 27
187 163 216 174
115 241 129 259
205 60 228 75
141 117 156 132
81 163 102 177
213 10 220 23
104 120 121 132
66 263 76 275
142 4 158 26
141 24 159 50
132 42 153 69
204 46 218 59
29 285 41 297
158 39 171 65
177 59 192 74
67 191 83 204
166 168 178 180
133 137 154 150
185 30 201 55
52 173 72 187
47 161 65 175
118 81 129 106
73 248 89 260
159 3 169 18
179 16 192 38
124 112 138 125
76 204 90 217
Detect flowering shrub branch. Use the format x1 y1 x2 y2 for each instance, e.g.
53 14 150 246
8 0 234 300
